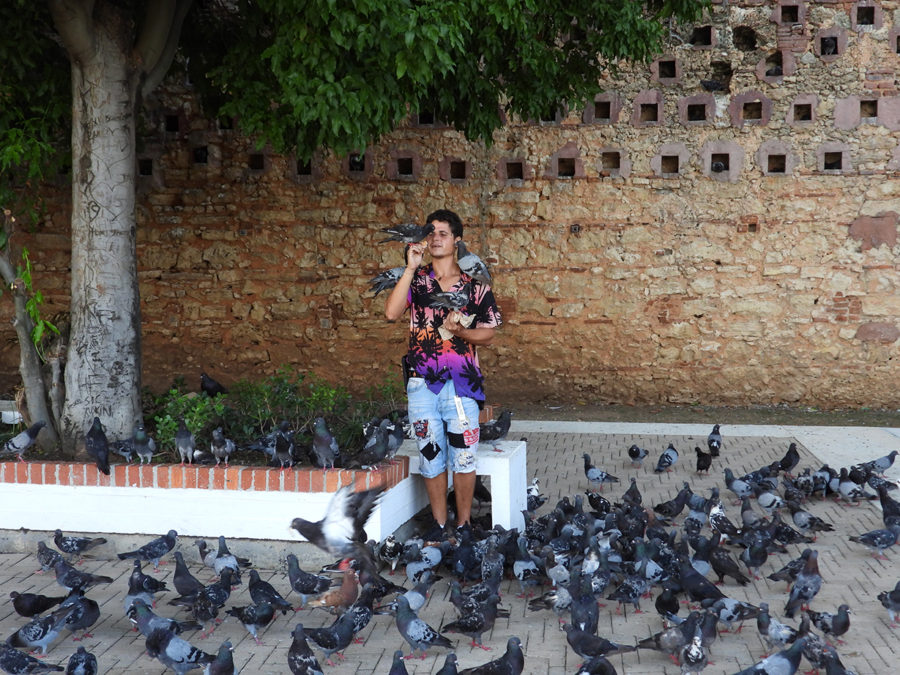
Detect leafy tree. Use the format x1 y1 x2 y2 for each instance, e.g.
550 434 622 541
0 0 706 455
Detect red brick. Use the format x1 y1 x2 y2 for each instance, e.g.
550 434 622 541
210 468 226 490
112 464 128 487
280 468 297 492
70 463 86 487
28 463 45 485
324 470 342 492
266 470 281 491
183 466 199 489
295 470 311 493
170 466 185 489
56 463 71 486
156 466 170 489
309 470 325 493
223 467 242 490
240 469 254 491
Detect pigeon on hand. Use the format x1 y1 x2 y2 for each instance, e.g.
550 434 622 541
583 454 619 491
248 569 293 615
287 624 325 675
53 530 107 562
225 602 275 644
65 645 98 675
132 423 156 465
54 561 113 593
457 636 524 674
204 640 234 675
707 424 722 457
9 591 65 618
7 604 75 655
310 417 340 471
175 418 196 465
145 627 215 674
627 444 649 468
117 529 178 570
200 372 228 397
0 642 65 673
84 417 109 475
456 240 493 286
395 595 454 660
654 443 679 473
290 484 384 557
1 421 46 462
429 285 471 312
210 427 235 467
378 222 435 244
368 267 406 297
479 410 512 450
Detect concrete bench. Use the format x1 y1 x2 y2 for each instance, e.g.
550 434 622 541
397 438 527 531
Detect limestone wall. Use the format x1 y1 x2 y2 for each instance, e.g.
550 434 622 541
2 0 899 408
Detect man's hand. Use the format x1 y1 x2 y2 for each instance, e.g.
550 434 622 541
407 242 426 270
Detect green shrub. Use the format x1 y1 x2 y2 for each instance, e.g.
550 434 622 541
151 388 226 459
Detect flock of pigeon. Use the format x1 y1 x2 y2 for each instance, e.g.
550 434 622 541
1 421 899 674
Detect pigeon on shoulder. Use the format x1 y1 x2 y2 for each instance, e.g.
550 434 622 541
456 240 493 286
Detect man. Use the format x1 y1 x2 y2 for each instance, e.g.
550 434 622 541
384 209 502 538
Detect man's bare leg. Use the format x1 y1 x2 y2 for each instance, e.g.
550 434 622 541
424 472 449 527
453 470 476 527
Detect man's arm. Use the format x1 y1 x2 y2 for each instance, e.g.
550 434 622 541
384 243 425 321
443 314 496 346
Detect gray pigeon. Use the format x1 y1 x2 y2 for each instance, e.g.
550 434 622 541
429 285 471 311
303 612 356 666
132 423 156 465
7 604 75 655
654 443 679 473
480 410 513 449
458 636 524 674
287 624 324 675
175 418 196 465
0 642 64 673
878 580 900 627
707 424 722 457
311 417 340 471
117 529 178 570
290 485 384 557
37 541 65 573
145 627 215 674
128 598 203 637
388 649 409 675
583 453 619 490
54 561 113 593
84 417 109 475
456 240 492 286
733 637 807 675
59 590 100 641
225 602 275 644
53 530 106 561
65 646 97 675
395 595 454 659
248 569 292 615
286 553 332 609
1 421 46 462
378 222 434 244
210 427 235 467
204 640 234 675
368 267 405 297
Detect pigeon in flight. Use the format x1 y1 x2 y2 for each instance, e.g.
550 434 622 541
456 240 493 286
1 420 46 462
379 222 435 244
84 417 109 475
117 529 178 570
290 485 384 557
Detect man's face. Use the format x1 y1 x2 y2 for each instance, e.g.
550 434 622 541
427 220 459 257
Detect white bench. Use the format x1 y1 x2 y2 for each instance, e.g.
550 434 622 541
397 438 527 531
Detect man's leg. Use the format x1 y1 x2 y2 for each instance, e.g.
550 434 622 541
452 470 476 526
424 472 449 527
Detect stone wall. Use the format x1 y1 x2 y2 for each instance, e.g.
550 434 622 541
2 0 899 408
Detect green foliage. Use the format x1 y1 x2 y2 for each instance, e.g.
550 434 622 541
17 247 59 361
150 388 227 457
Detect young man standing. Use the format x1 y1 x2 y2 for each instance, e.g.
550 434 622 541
384 209 502 538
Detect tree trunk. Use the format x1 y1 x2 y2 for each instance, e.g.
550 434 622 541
58 8 142 455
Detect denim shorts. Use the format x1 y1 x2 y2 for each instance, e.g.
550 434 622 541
407 378 480 478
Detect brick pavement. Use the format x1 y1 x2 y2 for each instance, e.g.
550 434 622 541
1 429 897 674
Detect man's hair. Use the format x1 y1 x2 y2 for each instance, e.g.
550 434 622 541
425 209 463 239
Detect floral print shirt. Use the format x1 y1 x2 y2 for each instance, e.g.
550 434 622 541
405 263 502 402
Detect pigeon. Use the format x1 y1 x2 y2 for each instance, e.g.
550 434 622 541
175 418 196 465
84 417 109 475
388 649 410 675
458 636 524 674
562 623 636 659
441 594 502 650
862 450 899 476
756 602 799 655
210 427 235 467
376 535 404 575
53 530 106 561
204 640 234 675
678 625 708 675
435 653 459 675
117 529 178 570
705 596 760 632
627 444 649 468
786 502 833 539
368 266 406 297
583 454 619 490
110 437 135 463
130 423 156 465
707 424 722 457
654 443 679 473
574 656 617 675
734 637 807 675
622 476 642 506
456 240 493 286
356 419 390 469
287 624 325 675
779 442 800 475
1 421 46 462
286 553 332 609
695 447 712 473
200 372 227 397
248 569 293 615
65 646 97 675
724 468 753 502
36 541 65 573
58 590 100 641
480 410 513 449
877 580 900 627
7 604 75 655
378 571 439 615
225 602 275 644
124 559 169 611
306 558 358 613
145 627 215 674
849 523 900 559
53 561 113 593
290 484 384 557
128 598 203 637
429 285 471 311
173 551 206 598
527 479 547 512
784 550 822 618
310 417 340 471
395 595 454 659
304 612 356 666
0 643 65 673
378 222 435 244
214 535 250 582
808 604 851 644
10 591 65 618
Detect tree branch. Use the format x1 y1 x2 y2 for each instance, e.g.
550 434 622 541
139 0 195 98
48 0 96 65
